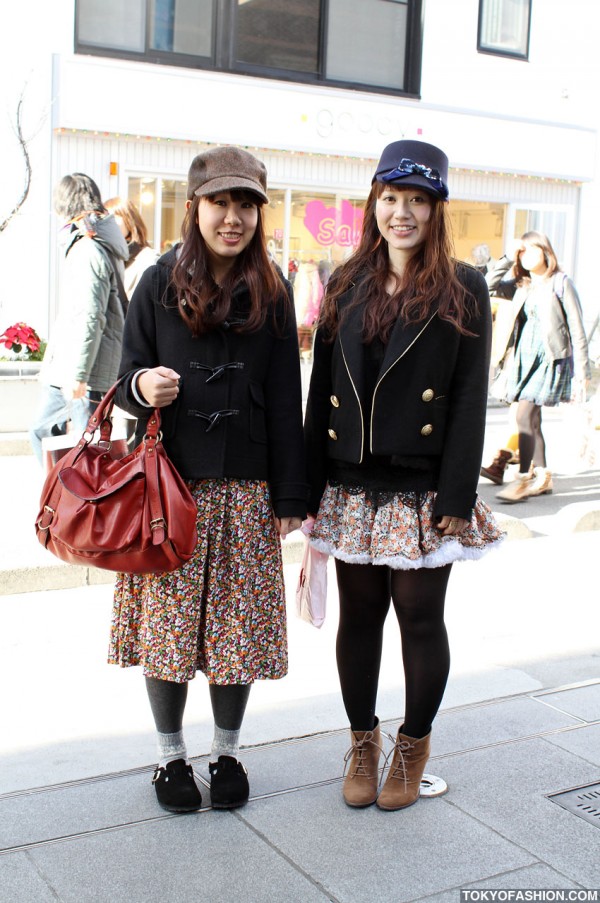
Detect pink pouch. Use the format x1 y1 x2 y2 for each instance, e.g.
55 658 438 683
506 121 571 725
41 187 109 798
295 518 328 628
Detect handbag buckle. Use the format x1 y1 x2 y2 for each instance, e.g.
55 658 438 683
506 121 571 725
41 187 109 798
150 518 166 531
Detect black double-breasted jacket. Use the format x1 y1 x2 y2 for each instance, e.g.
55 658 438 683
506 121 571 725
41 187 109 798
115 250 307 519
304 263 492 521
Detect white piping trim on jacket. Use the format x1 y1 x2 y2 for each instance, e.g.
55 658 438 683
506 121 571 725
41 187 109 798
369 313 437 453
339 338 365 464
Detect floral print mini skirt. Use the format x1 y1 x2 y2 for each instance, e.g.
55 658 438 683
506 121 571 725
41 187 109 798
310 483 504 570
108 479 287 684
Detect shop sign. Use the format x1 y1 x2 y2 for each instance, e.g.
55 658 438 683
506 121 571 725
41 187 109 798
304 199 364 247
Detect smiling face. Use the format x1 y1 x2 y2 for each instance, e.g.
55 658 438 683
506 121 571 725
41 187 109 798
195 191 259 280
375 185 433 268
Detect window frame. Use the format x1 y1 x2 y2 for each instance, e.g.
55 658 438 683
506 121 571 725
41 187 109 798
74 0 424 98
477 0 532 60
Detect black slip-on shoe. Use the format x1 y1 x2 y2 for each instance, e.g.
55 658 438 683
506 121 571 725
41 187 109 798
209 755 249 809
152 758 203 813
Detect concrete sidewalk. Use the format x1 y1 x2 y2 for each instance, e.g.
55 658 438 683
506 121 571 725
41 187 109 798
1 528 599 901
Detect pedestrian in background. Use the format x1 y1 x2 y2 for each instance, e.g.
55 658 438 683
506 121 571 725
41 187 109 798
104 196 159 299
29 173 128 464
304 140 503 811
110 147 306 813
487 232 591 502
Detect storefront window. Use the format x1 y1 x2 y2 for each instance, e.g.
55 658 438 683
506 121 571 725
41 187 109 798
448 200 506 271
264 189 366 350
159 179 188 251
127 177 158 247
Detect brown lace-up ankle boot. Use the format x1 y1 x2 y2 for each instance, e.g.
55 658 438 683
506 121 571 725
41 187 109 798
480 449 513 485
342 721 383 808
376 729 431 811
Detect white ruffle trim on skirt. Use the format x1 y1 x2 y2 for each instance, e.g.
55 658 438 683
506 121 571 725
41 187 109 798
310 484 505 571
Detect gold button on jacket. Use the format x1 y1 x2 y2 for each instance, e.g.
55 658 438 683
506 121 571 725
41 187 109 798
330 395 340 408
420 424 433 436
421 388 434 402
328 429 338 440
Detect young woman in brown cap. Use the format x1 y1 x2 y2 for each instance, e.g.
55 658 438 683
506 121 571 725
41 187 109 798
304 139 503 810
111 146 306 812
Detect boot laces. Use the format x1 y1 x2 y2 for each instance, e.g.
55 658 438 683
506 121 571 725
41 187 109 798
383 734 415 788
342 729 382 779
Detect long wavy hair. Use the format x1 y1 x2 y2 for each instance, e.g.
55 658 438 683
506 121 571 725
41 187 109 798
171 191 287 335
320 181 474 342
514 231 560 285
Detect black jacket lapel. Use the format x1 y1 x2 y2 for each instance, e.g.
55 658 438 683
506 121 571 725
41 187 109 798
378 310 438 380
337 288 366 402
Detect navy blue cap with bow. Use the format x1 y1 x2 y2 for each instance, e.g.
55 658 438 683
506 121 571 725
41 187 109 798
372 140 450 201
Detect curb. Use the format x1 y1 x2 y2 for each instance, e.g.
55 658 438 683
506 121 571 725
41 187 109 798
2 505 598 597
0 537 307 596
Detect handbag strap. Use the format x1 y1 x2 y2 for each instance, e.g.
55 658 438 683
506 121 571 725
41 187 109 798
143 411 167 546
38 379 166 541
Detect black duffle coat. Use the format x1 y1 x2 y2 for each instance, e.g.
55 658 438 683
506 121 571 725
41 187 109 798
116 250 307 519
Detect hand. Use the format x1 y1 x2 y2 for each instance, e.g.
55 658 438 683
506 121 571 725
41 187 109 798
71 381 88 399
506 238 525 263
275 516 303 539
137 367 180 407
436 515 469 537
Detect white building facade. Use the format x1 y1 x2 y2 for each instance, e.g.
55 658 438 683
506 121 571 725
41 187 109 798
1 0 598 343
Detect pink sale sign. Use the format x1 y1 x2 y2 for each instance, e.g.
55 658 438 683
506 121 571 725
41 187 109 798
304 199 364 247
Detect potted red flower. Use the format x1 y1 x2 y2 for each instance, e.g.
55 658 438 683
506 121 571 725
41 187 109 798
0 322 45 361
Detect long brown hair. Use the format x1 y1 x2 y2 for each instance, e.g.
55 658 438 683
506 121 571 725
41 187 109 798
514 231 560 285
171 191 287 335
320 182 474 342
105 196 150 247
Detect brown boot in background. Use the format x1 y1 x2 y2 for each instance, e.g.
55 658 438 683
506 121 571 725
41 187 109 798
342 721 383 808
480 449 513 485
377 729 431 811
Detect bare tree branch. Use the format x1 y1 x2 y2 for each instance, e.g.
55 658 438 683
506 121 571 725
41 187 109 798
0 89 34 234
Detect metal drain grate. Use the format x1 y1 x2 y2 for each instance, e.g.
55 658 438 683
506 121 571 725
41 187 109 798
548 782 600 827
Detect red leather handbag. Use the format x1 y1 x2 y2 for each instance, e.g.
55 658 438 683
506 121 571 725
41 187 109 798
35 380 198 574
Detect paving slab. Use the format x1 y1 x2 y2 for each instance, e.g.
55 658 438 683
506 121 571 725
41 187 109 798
0 853 61 903
423 863 584 903
534 683 600 723
542 722 600 766
25 813 329 903
434 738 600 888
387 695 582 760
241 783 535 903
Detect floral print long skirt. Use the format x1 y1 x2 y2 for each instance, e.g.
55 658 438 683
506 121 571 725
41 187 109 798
108 479 287 684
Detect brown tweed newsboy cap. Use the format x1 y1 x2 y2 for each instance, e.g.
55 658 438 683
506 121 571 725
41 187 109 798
187 146 268 204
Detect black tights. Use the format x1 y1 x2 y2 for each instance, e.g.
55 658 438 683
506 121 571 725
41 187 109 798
515 400 546 472
335 559 451 739
145 677 251 733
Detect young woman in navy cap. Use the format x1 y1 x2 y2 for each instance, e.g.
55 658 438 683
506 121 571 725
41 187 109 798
305 139 503 810
110 146 306 813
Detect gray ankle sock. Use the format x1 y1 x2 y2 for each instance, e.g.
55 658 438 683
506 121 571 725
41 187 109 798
157 730 187 768
211 726 240 762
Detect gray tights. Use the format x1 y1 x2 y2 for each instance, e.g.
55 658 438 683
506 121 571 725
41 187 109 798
145 676 251 733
